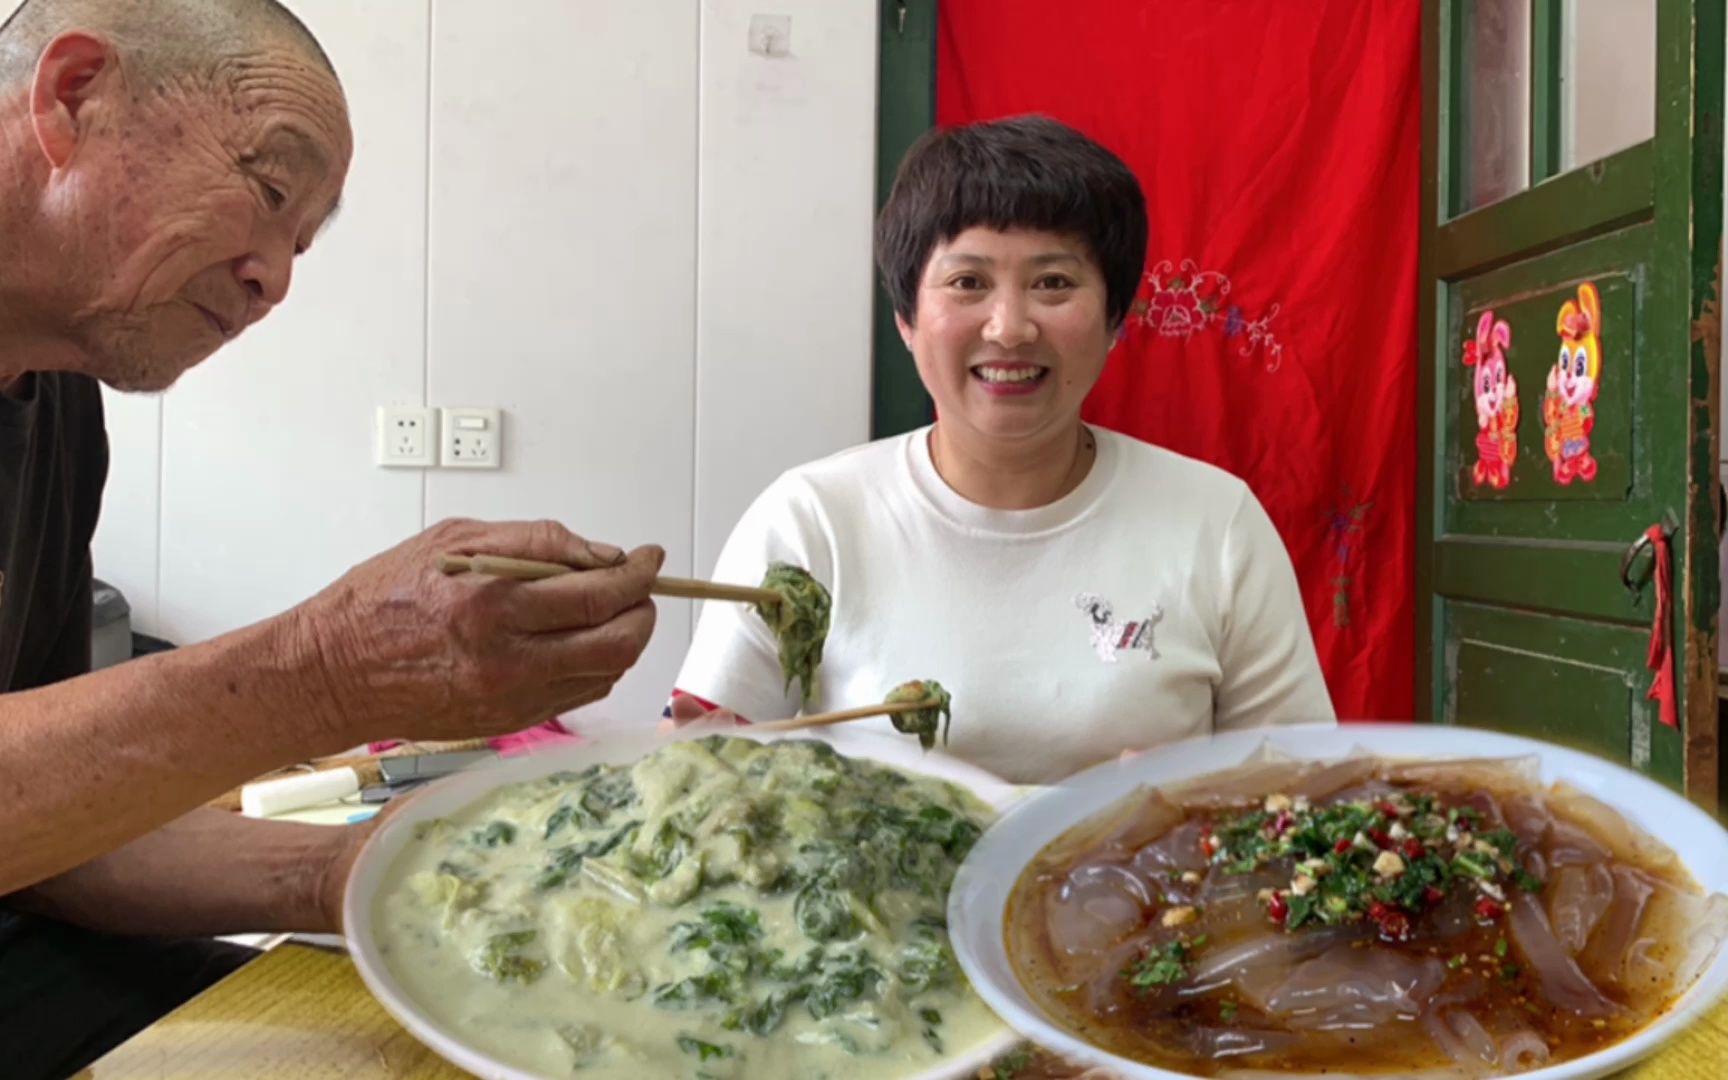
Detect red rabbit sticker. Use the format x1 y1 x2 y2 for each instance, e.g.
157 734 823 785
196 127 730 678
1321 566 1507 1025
1462 310 1518 490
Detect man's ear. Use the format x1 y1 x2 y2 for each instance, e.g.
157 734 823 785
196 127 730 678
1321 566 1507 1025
31 32 116 168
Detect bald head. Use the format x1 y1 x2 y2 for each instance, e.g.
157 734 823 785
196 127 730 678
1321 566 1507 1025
0 0 336 89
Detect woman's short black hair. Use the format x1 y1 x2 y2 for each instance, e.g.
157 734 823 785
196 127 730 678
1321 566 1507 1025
875 114 1148 329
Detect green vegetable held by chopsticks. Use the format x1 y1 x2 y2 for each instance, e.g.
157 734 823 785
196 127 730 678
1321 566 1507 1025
754 562 831 704
885 680 952 751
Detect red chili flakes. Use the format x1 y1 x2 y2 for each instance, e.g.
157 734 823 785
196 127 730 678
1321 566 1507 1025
1367 901 1412 942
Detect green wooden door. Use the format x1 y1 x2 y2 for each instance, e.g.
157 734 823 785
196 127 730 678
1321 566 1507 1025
1418 0 1722 807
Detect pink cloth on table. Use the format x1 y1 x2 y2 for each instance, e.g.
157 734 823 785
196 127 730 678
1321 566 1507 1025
368 719 584 759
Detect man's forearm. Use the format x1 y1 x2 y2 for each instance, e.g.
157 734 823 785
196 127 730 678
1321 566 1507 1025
7 808 351 936
0 611 349 895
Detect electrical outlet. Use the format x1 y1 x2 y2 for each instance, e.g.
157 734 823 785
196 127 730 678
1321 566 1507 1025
439 407 503 469
376 405 436 467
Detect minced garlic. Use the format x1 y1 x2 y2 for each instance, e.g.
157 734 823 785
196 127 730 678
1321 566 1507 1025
1161 905 1198 928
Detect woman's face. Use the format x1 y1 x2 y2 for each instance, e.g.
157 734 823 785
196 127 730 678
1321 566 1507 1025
899 227 1115 447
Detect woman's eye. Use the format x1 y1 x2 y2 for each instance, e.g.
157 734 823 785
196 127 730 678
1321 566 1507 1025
262 182 287 210
949 275 983 290
1034 275 1074 290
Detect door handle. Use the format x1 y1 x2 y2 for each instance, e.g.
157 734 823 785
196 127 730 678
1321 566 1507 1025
1620 532 1654 599
1620 515 1678 602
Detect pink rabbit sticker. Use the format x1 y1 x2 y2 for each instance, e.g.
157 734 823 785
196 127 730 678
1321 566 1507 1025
1462 310 1518 489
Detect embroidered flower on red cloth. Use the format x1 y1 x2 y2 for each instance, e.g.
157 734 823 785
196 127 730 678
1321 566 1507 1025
1130 258 1285 371
1139 259 1232 337
1193 275 1226 314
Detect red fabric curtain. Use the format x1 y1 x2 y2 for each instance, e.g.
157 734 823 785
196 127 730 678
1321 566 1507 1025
937 0 1420 721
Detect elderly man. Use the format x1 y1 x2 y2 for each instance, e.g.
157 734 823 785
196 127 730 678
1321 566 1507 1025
0 1 661 1073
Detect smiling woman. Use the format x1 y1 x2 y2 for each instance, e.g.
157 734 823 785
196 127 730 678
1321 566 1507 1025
671 116 1336 785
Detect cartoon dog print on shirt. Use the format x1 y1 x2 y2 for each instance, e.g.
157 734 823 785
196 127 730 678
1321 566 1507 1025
1075 592 1163 663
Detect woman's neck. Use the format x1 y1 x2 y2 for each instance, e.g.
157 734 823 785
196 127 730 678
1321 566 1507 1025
927 420 1096 510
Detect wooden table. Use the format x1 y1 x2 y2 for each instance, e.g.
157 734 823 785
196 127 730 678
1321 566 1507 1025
74 941 1728 1079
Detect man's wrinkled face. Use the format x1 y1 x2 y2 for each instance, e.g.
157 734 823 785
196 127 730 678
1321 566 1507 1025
40 40 350 391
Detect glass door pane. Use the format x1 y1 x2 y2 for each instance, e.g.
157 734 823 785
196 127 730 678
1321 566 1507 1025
1561 0 1656 169
1459 0 1533 212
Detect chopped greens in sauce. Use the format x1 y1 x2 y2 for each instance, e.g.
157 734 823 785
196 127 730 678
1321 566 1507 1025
1126 934 1207 988
1199 789 1542 942
471 929 545 983
754 563 831 705
885 679 954 751
375 735 1001 1079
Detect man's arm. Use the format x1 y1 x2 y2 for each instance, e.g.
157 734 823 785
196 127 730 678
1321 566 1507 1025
0 615 345 898
0 517 663 898
7 807 356 936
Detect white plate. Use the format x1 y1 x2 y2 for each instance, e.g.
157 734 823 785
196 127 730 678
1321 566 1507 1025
344 722 1023 1080
947 722 1728 1080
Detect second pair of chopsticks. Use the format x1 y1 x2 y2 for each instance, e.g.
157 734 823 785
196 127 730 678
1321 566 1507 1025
437 552 781 607
753 698 942 732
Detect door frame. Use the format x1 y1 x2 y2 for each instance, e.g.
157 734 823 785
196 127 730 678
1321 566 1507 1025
1416 0 1723 807
871 0 938 439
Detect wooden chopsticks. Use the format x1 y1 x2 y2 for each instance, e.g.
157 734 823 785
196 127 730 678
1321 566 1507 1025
437 553 782 607
753 697 941 732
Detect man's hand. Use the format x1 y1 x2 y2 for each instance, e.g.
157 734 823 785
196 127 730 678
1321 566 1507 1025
289 518 663 748
0 518 660 897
